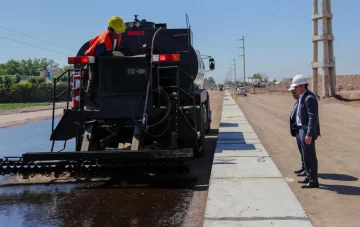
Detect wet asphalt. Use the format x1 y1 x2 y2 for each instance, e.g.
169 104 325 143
0 118 219 227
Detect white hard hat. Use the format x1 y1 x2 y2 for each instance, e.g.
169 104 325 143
288 84 295 91
290 74 308 87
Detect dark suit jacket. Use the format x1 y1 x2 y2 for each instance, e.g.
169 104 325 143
290 100 298 137
297 89 321 140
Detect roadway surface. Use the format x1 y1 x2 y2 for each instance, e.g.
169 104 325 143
232 89 360 227
0 90 224 227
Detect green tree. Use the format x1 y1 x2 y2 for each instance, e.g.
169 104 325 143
252 73 263 80
204 76 216 88
0 58 60 76
0 64 8 75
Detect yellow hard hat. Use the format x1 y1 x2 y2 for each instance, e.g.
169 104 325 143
108 16 126 34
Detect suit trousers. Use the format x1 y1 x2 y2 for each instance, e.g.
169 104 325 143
298 128 318 183
295 133 305 170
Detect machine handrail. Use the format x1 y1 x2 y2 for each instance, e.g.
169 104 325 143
50 69 74 152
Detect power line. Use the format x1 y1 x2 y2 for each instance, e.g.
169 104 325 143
258 0 285 32
265 65 308 74
335 56 360 60
227 1 284 79
253 0 273 31
0 35 71 56
0 25 73 51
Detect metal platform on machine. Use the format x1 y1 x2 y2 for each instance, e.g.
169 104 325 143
0 149 194 176
203 91 314 227
21 149 194 163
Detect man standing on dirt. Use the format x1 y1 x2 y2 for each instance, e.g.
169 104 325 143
288 84 306 177
291 74 321 188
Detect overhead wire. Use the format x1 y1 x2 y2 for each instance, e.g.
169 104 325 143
252 0 274 32
257 0 284 32
223 1 358 82
0 35 71 56
0 25 74 51
225 0 285 81
335 56 360 60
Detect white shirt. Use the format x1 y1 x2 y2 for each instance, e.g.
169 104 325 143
113 38 117 51
296 90 306 126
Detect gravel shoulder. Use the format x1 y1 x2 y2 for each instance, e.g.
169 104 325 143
233 91 360 227
0 102 67 115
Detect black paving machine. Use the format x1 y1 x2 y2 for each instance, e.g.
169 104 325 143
0 15 216 177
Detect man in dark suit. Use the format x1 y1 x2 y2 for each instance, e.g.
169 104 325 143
291 74 321 188
288 84 305 177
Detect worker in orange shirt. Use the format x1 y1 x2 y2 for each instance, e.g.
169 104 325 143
85 16 126 107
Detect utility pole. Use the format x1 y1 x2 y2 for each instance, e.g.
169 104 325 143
233 58 237 86
238 36 246 84
229 66 232 84
312 0 336 97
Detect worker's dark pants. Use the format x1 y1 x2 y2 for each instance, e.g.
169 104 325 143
296 133 305 170
299 128 318 183
87 64 97 99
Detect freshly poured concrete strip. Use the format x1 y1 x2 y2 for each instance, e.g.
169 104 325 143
219 125 255 133
205 219 314 227
211 156 282 179
203 91 313 227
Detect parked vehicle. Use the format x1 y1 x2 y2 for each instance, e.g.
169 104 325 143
236 86 247 96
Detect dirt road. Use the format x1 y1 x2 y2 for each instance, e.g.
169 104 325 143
0 102 67 128
234 92 360 227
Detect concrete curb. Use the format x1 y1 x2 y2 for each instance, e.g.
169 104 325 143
203 90 313 227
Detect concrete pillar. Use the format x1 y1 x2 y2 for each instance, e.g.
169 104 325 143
312 0 319 96
312 0 336 98
327 0 336 96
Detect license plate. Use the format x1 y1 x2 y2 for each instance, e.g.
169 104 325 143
127 68 146 75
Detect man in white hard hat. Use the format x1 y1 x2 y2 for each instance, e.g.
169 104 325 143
291 74 321 188
288 84 305 177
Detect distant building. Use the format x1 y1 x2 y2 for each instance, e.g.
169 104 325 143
48 67 61 77
39 66 61 83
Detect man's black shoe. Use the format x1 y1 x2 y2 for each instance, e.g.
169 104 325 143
296 171 306 177
297 178 309 184
294 168 305 174
301 182 320 188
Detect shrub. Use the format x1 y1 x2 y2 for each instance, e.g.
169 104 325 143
0 75 13 87
27 76 46 84
0 81 70 103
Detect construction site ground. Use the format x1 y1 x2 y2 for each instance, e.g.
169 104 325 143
1 88 359 226
0 90 224 227
231 88 360 227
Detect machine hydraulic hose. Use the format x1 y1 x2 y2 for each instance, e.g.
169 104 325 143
131 26 172 138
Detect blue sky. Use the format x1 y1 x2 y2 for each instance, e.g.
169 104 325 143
0 0 359 83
